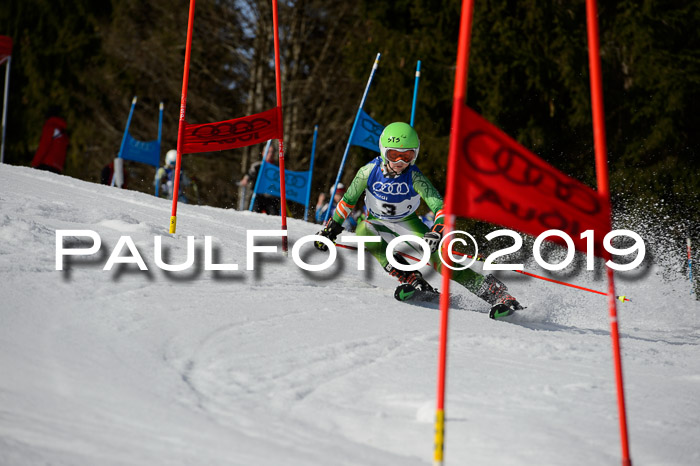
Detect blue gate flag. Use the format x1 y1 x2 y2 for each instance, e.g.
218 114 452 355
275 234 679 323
250 134 317 218
350 109 384 153
121 133 161 167
249 140 273 212
256 163 311 206
118 97 163 168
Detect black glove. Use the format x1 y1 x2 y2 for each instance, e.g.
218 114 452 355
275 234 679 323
423 223 445 254
314 218 344 251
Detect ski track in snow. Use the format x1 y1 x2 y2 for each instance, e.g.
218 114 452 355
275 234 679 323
1 164 699 465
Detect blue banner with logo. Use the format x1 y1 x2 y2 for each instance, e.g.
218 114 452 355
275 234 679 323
120 133 161 167
118 98 163 169
350 109 384 152
256 163 311 206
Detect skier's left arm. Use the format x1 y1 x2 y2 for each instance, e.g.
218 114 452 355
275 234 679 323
412 170 446 253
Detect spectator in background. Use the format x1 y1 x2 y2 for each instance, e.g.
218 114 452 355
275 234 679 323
316 183 358 231
239 142 280 215
30 109 69 174
100 159 129 188
315 183 346 224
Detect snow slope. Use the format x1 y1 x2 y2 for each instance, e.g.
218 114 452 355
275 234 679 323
1 164 699 465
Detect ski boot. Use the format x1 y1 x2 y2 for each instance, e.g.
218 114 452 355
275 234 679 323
384 253 437 292
477 274 524 319
385 254 439 302
385 263 436 291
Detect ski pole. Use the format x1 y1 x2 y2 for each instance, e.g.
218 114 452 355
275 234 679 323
334 243 631 302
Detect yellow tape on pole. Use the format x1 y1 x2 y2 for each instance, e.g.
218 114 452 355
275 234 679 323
433 409 445 465
169 216 177 234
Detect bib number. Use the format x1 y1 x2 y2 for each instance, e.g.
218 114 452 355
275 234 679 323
382 203 397 216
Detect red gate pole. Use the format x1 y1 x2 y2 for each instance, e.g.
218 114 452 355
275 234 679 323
169 0 196 234
271 0 288 254
434 1 475 464
586 1 632 464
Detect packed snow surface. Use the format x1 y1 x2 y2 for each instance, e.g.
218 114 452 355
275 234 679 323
1 164 698 465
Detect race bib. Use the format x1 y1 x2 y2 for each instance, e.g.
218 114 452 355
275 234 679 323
365 190 420 221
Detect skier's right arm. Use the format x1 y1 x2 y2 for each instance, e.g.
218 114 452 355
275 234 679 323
330 163 372 225
314 163 372 251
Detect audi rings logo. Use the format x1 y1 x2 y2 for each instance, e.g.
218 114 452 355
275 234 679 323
264 168 307 189
462 131 601 216
288 173 308 189
372 181 409 195
191 118 273 143
360 117 384 137
361 135 379 146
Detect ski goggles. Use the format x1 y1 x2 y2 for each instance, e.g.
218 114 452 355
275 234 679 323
385 148 417 164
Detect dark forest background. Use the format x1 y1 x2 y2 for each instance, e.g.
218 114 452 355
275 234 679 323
1 0 698 247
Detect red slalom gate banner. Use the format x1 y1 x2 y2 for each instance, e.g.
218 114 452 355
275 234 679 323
453 106 611 256
181 107 281 154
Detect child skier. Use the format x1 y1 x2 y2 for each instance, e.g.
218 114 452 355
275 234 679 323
314 122 523 318
155 150 196 203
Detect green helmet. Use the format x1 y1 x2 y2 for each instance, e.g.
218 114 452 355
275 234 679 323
379 122 420 166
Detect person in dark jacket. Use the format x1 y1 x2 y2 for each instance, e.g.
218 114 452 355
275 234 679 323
239 142 281 215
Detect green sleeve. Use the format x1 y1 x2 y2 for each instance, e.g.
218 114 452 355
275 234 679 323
412 170 444 224
331 162 372 224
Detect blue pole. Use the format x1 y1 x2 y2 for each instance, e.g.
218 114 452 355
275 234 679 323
304 125 319 222
410 60 421 127
118 97 137 161
157 101 164 144
115 96 137 187
324 53 381 224
249 139 273 211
